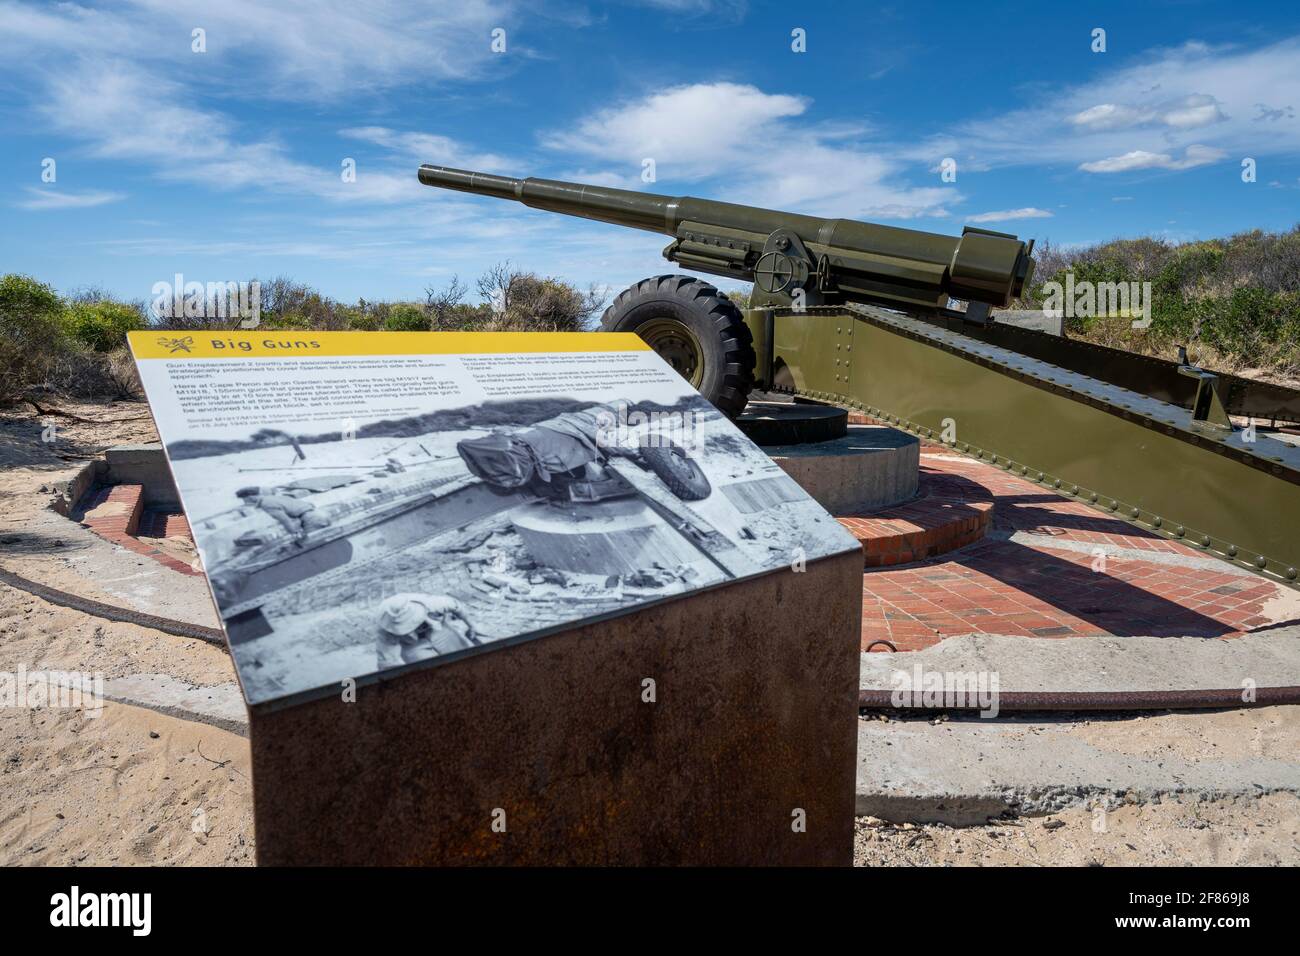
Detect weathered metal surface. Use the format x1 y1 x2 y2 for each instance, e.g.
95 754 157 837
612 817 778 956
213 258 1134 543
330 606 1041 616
769 304 1300 588
249 551 863 865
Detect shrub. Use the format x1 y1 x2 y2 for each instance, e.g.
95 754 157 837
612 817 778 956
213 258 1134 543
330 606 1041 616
47 346 141 400
475 265 605 332
0 274 70 401
66 300 144 352
1018 225 1300 379
382 304 430 332
340 306 378 331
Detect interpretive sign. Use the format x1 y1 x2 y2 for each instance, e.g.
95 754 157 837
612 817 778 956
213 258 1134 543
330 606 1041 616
128 331 859 707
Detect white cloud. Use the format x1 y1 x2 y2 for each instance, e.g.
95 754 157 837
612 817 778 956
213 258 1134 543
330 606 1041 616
1160 94 1228 129
624 0 748 19
543 82 954 220
0 0 514 100
917 37 1300 174
967 207 1053 223
1068 94 1226 132
15 187 126 210
0 0 681 294
1079 145 1226 173
339 128 515 174
0 1 523 208
543 82 808 179
1069 103 1156 131
31 62 461 205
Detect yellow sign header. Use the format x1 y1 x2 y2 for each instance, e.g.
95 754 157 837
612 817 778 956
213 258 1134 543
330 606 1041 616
128 330 651 360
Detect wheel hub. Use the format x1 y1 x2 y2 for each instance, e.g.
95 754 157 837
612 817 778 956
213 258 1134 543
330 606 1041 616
638 319 704 387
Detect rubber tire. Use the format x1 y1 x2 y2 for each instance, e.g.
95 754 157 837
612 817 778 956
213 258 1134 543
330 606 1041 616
639 441 712 501
601 275 755 418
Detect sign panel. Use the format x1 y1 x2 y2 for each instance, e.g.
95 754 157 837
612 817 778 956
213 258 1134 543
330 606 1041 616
129 331 859 706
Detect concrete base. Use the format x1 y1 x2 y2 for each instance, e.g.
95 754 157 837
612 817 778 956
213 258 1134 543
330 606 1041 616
16 501 220 629
49 443 180 516
738 401 847 445
766 425 919 515
104 443 180 507
249 550 864 865
512 498 704 575
99 674 247 736
856 710 1300 825
860 627 1300 696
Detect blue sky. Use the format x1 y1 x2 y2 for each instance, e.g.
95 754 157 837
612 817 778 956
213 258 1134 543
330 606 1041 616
2 0 1298 308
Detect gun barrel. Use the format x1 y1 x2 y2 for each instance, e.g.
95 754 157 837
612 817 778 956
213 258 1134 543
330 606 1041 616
417 164 1033 308
419 164 675 233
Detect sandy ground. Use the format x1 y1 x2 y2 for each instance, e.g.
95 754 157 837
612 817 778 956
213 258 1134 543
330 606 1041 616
0 398 161 603
854 792 1300 867
856 705 1300 866
2 701 252 866
2 399 250 866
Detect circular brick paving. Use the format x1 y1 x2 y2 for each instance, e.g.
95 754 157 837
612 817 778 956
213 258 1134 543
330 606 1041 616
836 467 994 568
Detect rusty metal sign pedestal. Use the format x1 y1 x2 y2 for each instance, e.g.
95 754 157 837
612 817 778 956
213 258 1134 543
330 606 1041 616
248 552 863 866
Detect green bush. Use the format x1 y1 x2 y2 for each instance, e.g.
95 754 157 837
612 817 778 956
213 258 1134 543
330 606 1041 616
382 304 430 332
66 300 144 352
345 312 379 335
1019 225 1300 378
260 311 310 331
0 274 70 401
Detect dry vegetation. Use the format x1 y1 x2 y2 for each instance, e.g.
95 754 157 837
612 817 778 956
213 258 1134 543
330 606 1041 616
1018 226 1300 380
5 227 1298 406
0 264 605 407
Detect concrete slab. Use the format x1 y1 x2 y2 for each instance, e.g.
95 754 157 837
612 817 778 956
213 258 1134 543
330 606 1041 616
767 425 919 514
12 503 219 629
855 708 1300 824
104 442 180 507
859 626 1300 695
102 674 247 736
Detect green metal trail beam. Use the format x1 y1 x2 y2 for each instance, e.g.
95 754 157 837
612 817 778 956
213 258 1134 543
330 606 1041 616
764 304 1300 588
913 314 1300 424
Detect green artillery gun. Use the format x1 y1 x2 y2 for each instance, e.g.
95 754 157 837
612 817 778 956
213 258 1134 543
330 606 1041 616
419 164 1300 589
419 165 1032 416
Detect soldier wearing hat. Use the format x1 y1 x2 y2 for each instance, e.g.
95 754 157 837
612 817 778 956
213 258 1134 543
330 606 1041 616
375 593 481 669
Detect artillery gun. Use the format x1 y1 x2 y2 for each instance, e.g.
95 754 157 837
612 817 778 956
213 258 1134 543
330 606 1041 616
419 164 1300 589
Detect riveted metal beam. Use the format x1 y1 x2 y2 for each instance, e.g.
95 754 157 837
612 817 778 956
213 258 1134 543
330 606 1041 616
769 304 1300 588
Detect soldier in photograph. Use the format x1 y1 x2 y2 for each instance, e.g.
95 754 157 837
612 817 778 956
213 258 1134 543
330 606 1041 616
236 486 331 545
375 593 482 669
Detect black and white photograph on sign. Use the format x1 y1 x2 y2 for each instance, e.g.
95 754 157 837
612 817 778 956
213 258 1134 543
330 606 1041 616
151 355 857 705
